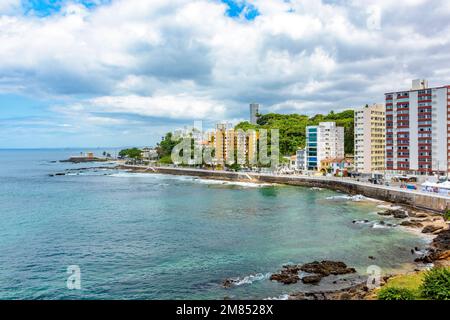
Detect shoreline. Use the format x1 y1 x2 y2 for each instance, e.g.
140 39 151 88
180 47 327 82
118 164 450 213
53 164 450 300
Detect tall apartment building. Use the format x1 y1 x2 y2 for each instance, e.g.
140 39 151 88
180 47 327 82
250 103 260 125
213 123 258 166
306 122 345 171
385 80 450 175
354 104 386 173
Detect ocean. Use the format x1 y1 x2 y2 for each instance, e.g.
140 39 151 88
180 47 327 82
0 149 429 300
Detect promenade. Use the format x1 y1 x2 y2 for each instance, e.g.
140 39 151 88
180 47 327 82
120 165 450 213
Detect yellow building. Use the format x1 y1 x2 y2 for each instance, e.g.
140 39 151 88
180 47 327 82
354 103 385 173
211 124 258 167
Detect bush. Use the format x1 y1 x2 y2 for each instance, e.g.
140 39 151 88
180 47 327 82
377 287 417 300
444 210 450 221
420 267 450 300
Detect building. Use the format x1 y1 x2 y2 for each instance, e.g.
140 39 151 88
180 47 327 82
250 103 260 125
296 149 307 171
320 157 353 175
141 147 158 160
354 103 386 173
214 122 235 165
306 122 345 171
212 123 258 167
385 79 450 175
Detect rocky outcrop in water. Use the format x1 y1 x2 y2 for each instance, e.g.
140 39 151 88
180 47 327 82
269 265 301 284
422 225 444 234
377 209 408 219
270 261 356 285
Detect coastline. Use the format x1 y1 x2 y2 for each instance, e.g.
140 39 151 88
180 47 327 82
118 164 450 213
113 164 449 299
51 163 450 300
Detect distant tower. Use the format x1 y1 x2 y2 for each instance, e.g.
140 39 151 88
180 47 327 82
249 103 260 125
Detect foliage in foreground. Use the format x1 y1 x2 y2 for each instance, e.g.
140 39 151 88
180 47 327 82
377 287 417 300
420 267 450 300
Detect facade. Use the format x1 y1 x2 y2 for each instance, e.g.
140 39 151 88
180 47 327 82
385 80 450 175
296 149 307 171
320 157 353 175
306 122 345 171
141 147 158 160
354 103 386 173
249 103 260 125
213 123 258 166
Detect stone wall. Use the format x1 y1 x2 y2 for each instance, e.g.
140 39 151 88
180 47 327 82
129 166 450 213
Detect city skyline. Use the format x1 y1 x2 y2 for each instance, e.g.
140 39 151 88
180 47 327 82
2 1 450 148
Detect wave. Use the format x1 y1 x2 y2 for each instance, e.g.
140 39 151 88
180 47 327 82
227 273 272 287
108 172 273 188
326 194 366 202
265 294 289 300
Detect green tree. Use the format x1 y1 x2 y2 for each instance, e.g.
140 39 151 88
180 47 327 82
118 148 142 159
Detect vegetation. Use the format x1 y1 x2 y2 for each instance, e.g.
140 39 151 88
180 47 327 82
444 210 450 221
118 148 142 159
376 267 450 300
235 109 355 156
377 287 417 300
156 132 182 164
420 267 450 300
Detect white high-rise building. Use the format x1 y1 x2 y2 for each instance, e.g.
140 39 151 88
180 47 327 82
354 104 386 173
306 122 345 171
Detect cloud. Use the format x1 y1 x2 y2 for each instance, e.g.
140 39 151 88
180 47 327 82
2 0 450 147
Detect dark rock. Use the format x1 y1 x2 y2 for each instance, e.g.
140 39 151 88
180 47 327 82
270 273 299 285
378 209 408 219
422 225 444 234
301 275 322 284
55 173 65 176
400 221 423 228
222 279 233 288
299 261 356 276
270 265 301 285
368 256 375 260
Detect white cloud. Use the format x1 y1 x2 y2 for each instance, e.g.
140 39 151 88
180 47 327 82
1 0 450 130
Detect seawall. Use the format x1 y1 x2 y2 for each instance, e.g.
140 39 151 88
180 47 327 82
120 165 450 213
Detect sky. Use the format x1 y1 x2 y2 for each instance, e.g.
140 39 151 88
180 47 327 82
1 0 450 148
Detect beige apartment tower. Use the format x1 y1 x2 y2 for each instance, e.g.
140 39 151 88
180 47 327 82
354 103 386 173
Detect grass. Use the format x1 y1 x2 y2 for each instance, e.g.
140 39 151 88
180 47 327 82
377 267 450 300
380 272 425 299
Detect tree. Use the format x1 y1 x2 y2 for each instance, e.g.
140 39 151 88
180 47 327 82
119 148 142 159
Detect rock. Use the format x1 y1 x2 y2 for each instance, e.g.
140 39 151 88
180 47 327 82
368 256 376 260
299 261 356 276
422 225 444 234
270 265 301 285
400 221 423 228
222 279 233 288
55 173 66 176
270 273 299 285
415 213 429 218
301 275 322 284
377 209 408 218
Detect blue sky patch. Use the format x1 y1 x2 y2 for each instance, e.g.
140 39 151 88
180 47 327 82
22 0 111 17
221 0 260 20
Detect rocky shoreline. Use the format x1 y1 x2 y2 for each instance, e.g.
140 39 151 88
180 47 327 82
50 166 450 299
222 205 449 300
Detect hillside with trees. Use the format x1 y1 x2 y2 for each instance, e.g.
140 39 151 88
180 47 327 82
235 110 354 156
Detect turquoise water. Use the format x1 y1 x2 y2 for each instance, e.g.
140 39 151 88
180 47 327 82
0 149 428 300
